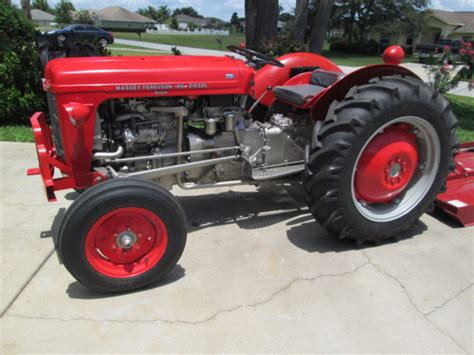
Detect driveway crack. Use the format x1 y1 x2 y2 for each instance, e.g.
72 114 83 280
424 283 473 316
7 261 371 325
362 251 469 354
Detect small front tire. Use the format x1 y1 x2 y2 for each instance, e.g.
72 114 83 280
59 178 187 293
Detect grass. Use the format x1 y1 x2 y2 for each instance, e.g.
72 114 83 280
108 43 158 50
113 32 245 51
110 49 169 56
446 94 474 142
0 125 34 142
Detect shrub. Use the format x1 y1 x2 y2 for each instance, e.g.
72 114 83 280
329 38 380 55
0 3 45 125
426 46 467 94
261 34 307 57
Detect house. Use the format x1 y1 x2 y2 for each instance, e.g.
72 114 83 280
421 9 474 43
368 9 474 52
31 9 55 26
175 14 209 30
94 6 155 32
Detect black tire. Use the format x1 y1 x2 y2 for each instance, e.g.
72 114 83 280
99 38 108 47
303 75 458 244
59 178 187 293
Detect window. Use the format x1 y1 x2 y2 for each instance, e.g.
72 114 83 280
405 35 414 46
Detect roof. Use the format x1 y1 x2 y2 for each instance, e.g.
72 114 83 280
95 6 155 23
427 9 474 34
175 14 209 26
31 9 55 21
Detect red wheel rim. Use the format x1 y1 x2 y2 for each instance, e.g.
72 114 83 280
355 125 418 204
85 207 168 278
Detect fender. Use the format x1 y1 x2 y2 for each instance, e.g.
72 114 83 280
310 64 420 121
254 52 343 107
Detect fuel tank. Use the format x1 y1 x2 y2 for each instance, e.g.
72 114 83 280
44 55 254 96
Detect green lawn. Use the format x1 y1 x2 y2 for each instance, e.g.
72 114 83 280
0 125 34 142
1 94 472 143
108 43 159 50
110 48 169 56
113 32 245 51
446 94 474 142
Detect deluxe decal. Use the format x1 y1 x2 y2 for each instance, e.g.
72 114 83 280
115 83 208 91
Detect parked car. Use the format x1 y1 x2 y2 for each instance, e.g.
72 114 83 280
43 24 114 47
415 39 462 63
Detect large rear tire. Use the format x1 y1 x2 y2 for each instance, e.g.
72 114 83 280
59 178 187 292
303 75 458 244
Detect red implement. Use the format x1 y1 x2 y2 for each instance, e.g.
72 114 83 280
435 142 474 227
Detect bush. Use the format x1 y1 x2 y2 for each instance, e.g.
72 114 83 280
261 34 307 57
329 38 380 55
0 3 45 125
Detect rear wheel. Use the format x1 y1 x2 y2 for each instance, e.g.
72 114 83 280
59 178 187 292
99 38 108 47
303 75 458 244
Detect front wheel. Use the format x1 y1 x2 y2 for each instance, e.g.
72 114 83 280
59 178 187 292
303 75 458 244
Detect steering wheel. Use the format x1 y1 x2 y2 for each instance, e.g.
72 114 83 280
227 45 284 68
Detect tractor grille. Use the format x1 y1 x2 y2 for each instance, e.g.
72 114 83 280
47 93 64 159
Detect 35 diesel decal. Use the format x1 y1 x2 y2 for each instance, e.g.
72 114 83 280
115 83 208 91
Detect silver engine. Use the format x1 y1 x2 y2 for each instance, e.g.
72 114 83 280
94 96 313 188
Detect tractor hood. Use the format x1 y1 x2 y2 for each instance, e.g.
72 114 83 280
44 55 254 96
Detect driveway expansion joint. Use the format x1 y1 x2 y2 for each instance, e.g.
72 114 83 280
362 251 469 354
1 249 56 318
6 261 371 326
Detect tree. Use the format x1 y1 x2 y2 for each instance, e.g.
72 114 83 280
331 0 428 41
308 0 334 53
188 22 197 32
245 0 279 52
294 0 309 44
0 2 45 124
20 0 31 19
76 9 94 25
279 12 293 22
54 0 75 26
169 17 179 30
32 0 50 13
230 12 239 25
138 6 157 21
156 6 171 23
172 6 202 18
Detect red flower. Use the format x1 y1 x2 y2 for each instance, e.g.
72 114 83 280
444 45 450 51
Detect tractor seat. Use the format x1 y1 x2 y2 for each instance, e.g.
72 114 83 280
273 69 343 106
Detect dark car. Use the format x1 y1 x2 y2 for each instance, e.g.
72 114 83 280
44 24 114 47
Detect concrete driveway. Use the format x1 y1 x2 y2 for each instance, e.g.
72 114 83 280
0 141 472 353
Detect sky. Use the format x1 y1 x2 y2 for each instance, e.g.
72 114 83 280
14 0 474 21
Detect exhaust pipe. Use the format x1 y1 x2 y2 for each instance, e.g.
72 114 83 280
93 145 124 161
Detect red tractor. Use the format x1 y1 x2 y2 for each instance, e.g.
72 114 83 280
28 45 459 292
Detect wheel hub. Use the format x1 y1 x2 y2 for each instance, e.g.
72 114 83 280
85 207 168 278
355 126 418 204
116 231 137 249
